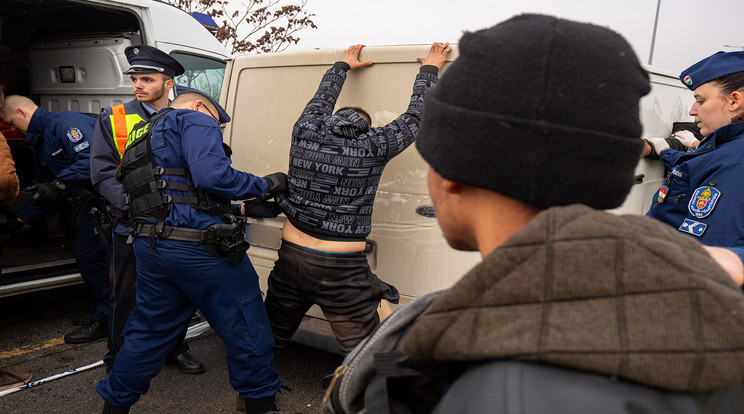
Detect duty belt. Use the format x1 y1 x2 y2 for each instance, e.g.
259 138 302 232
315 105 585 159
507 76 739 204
129 222 206 242
129 220 249 264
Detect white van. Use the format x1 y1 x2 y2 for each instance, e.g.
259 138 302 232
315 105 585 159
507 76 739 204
0 0 229 297
221 45 693 351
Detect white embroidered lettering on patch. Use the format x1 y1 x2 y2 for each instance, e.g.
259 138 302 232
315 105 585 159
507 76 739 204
66 127 84 143
688 186 721 219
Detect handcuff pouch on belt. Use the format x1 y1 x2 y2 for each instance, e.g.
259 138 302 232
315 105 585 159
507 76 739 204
203 217 249 264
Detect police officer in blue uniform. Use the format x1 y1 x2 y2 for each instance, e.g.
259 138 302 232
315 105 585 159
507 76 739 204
95 90 285 414
646 51 744 276
0 95 109 342
90 44 204 374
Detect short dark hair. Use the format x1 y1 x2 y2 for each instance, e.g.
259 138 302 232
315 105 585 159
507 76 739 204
171 92 217 114
336 106 371 126
713 70 744 95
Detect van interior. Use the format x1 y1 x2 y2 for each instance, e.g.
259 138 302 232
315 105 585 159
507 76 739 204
0 0 143 285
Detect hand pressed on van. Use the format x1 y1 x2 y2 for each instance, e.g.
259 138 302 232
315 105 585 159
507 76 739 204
417 42 451 69
340 44 373 70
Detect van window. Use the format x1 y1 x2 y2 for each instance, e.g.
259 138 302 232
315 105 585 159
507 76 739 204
172 52 226 101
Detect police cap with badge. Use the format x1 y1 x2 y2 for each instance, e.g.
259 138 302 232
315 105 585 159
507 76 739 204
124 44 185 78
679 50 744 91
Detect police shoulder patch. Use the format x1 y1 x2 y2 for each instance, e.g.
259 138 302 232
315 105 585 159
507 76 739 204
679 218 707 237
73 141 90 153
66 127 84 143
688 186 720 219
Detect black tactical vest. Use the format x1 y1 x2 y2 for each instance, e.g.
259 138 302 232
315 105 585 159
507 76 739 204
114 109 232 225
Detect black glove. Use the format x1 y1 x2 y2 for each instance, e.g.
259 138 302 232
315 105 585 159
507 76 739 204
243 199 282 218
32 181 65 207
262 172 287 197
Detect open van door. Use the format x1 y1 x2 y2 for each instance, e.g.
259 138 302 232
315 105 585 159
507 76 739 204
0 0 229 298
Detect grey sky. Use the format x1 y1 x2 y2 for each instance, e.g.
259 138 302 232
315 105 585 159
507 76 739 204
284 0 743 73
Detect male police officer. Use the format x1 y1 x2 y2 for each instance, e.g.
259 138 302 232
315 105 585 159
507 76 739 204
96 91 285 414
0 95 109 344
90 44 204 374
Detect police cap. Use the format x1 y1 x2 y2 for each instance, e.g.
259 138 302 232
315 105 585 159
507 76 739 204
124 44 185 78
679 51 744 91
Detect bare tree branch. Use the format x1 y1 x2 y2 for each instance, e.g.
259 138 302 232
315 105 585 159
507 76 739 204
165 0 316 54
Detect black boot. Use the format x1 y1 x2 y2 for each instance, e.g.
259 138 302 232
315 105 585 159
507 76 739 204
102 401 130 414
64 320 108 344
243 394 277 414
165 351 205 374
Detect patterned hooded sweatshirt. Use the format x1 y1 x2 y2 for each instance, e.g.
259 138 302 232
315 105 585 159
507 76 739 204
276 62 439 241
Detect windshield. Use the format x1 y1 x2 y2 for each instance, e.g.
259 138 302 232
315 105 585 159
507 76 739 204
172 52 226 102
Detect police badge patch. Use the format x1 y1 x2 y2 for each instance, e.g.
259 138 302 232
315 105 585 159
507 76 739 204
66 127 84 143
688 186 720 218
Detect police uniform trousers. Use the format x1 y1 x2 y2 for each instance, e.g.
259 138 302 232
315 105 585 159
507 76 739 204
264 239 399 355
96 237 281 406
103 232 188 369
76 195 110 323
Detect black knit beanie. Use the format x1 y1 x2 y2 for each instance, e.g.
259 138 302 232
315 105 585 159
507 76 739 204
416 14 651 209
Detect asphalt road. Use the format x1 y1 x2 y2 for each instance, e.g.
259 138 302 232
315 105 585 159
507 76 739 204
0 285 343 413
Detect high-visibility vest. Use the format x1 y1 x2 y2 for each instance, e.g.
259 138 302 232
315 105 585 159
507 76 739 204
109 104 146 162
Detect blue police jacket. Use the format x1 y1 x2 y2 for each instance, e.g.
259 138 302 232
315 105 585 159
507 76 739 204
19 108 96 223
147 108 268 230
647 121 744 263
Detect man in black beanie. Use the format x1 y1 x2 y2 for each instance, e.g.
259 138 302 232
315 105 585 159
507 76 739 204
321 14 744 414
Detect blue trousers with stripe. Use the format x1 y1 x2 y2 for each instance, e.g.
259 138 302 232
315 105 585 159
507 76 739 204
96 237 281 407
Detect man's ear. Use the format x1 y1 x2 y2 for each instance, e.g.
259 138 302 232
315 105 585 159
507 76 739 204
442 179 462 194
192 100 204 111
164 77 175 92
16 107 27 119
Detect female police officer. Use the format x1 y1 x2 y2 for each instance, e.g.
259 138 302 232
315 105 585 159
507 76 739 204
645 51 744 276
95 90 285 413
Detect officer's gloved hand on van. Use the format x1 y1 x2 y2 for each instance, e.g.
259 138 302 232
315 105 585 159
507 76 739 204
644 137 670 157
242 198 282 218
262 172 287 198
32 181 65 207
